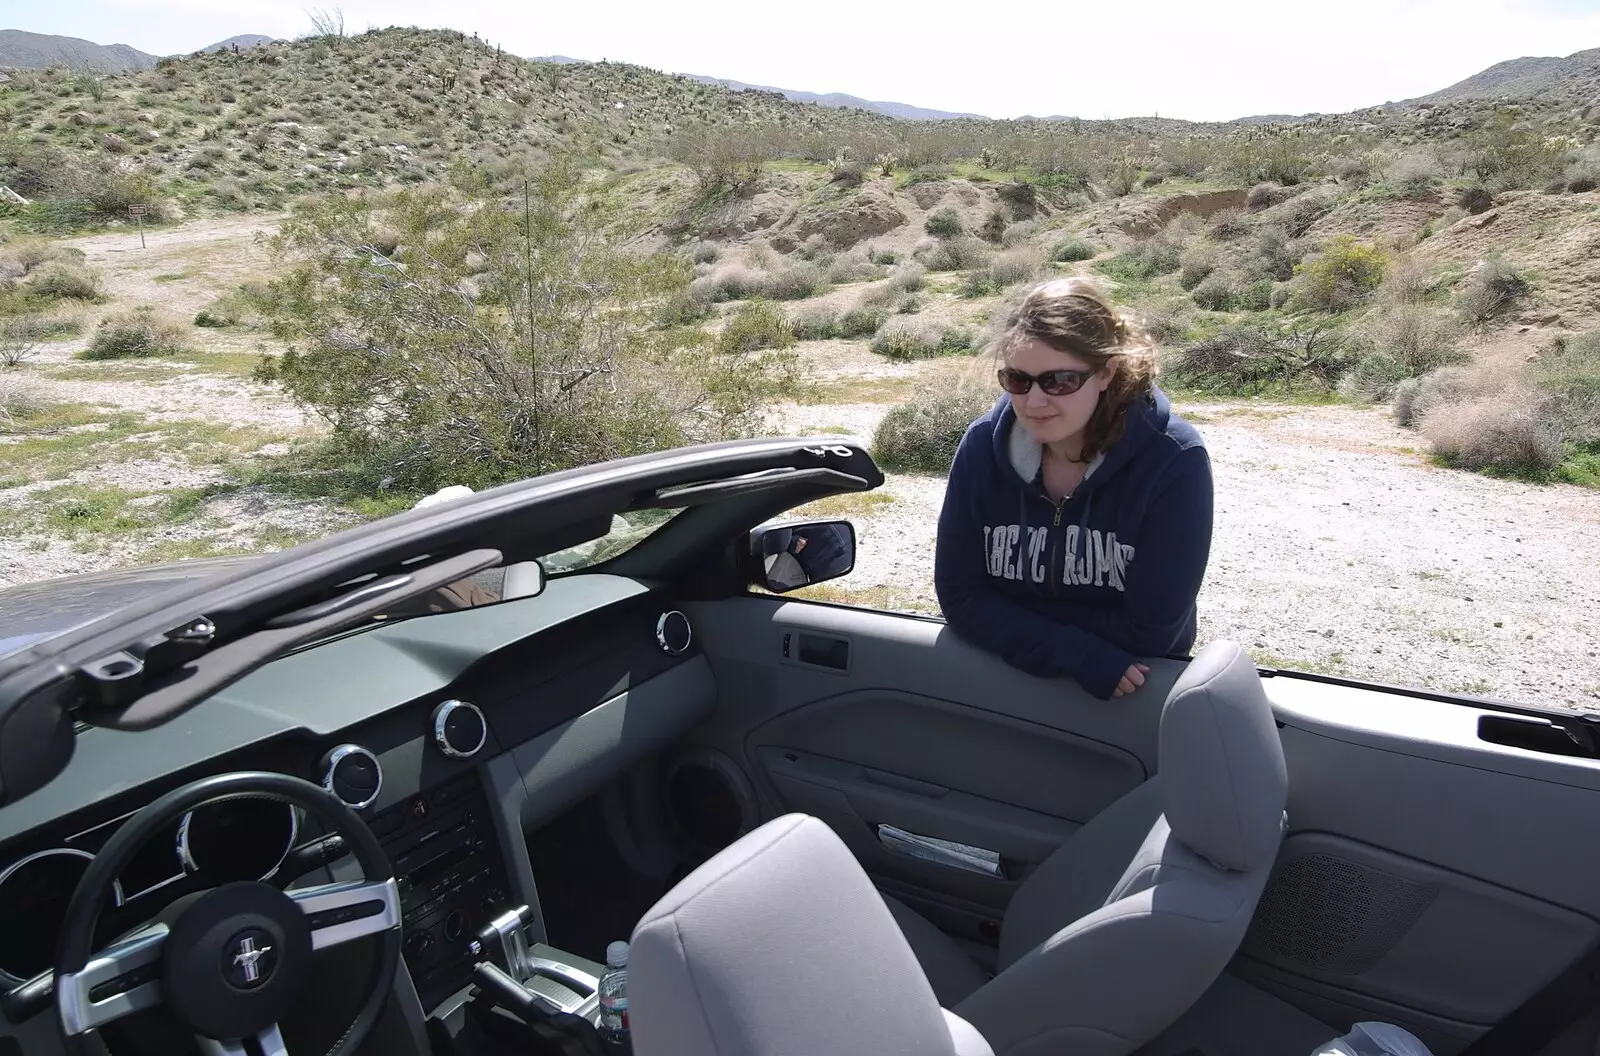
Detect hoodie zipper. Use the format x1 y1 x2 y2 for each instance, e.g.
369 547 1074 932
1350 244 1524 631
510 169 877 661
1048 494 1065 596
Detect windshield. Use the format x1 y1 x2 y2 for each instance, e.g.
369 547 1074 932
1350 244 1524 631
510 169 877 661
539 509 683 576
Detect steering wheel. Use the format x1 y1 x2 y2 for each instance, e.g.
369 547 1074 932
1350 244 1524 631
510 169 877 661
53 772 402 1056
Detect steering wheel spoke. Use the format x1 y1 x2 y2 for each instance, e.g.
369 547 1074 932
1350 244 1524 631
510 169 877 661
197 1023 288 1056
57 924 169 1034
291 877 401 950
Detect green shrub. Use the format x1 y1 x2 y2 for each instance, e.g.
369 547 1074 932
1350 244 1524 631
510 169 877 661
717 299 795 354
255 158 796 490
916 236 990 273
872 387 995 474
1293 235 1388 313
82 306 190 359
840 305 888 338
1190 273 1238 311
1098 228 1185 282
924 207 963 237
1178 244 1219 290
1238 279 1274 312
1051 237 1096 262
871 318 973 360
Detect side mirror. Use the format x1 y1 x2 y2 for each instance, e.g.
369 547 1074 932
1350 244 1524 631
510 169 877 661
749 520 856 594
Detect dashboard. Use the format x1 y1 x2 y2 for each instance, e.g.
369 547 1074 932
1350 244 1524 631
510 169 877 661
0 573 715 1044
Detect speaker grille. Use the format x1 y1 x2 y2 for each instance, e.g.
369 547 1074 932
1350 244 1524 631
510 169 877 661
1244 853 1438 976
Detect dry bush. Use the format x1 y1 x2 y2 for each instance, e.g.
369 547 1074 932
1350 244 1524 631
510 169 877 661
1001 220 1042 249
82 305 191 359
1247 224 1304 282
1455 254 1529 325
1178 243 1219 290
1531 331 1600 446
762 261 827 301
1 317 43 368
789 305 841 341
839 304 888 338
1207 208 1250 242
0 240 82 275
1423 394 1563 477
1389 153 1441 199
1393 365 1492 429
688 241 719 265
1247 182 1293 211
916 236 991 273
887 262 927 295
824 251 885 286
1377 254 1436 305
1263 190 1336 238
991 247 1044 286
28 262 102 301
1457 185 1494 215
1344 305 1466 401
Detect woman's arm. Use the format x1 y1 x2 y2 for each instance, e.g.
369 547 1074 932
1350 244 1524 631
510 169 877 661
934 430 1135 700
1033 446 1215 658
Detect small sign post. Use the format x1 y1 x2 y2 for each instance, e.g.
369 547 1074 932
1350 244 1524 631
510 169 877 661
128 204 147 248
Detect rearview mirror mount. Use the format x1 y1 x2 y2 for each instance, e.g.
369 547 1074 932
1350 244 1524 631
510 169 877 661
749 520 857 594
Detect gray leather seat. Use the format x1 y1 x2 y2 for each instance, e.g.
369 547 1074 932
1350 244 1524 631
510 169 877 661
629 812 995 1056
883 640 1289 1056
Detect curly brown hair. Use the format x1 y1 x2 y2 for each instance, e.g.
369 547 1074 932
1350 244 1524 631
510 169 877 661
990 277 1160 458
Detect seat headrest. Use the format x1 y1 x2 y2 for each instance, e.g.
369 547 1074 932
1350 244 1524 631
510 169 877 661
1157 641 1288 872
630 814 987 1056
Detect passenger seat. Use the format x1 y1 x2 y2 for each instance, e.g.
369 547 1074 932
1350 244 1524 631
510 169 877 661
881 641 1291 1056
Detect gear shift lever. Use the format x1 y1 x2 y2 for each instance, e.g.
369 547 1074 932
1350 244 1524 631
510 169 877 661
473 905 601 1015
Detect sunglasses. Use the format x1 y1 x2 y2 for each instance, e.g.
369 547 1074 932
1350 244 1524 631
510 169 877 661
997 366 1098 397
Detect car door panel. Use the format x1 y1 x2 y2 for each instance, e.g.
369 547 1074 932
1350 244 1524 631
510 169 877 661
1235 676 1600 1052
677 595 1166 948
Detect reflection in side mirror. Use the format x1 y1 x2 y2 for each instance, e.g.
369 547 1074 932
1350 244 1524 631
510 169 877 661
750 520 856 594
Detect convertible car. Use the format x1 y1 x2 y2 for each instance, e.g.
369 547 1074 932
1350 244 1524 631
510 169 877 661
0 436 1595 1056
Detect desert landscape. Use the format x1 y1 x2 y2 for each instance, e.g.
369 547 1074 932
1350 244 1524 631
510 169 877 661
1 27 1597 706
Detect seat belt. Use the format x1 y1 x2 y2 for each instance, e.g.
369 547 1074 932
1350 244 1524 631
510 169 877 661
1458 939 1600 1056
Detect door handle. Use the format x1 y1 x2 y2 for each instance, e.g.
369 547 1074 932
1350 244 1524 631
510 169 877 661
877 824 1003 877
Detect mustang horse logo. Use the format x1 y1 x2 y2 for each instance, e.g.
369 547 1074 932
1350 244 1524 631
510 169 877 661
232 936 274 984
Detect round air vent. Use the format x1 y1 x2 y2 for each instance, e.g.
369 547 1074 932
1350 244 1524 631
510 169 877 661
319 744 383 810
432 699 488 759
656 610 692 656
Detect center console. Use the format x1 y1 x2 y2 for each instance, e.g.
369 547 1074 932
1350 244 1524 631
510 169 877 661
365 770 514 1010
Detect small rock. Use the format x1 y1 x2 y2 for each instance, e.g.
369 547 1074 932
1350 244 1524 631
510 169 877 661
1494 621 1503 628
70 111 93 127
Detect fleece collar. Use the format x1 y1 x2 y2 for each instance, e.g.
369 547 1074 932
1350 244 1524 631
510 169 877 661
990 388 1171 494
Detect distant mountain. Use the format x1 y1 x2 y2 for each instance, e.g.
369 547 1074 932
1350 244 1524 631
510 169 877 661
680 74 985 121
531 54 983 120
201 34 279 54
1401 46 1600 105
0 29 157 72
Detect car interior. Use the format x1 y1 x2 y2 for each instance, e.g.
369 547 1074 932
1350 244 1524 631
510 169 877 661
0 437 1598 1056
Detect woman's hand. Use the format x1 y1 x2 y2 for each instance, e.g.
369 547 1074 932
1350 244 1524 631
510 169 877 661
1112 663 1151 698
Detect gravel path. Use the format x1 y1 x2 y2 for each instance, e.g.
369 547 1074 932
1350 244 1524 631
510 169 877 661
771 398 1600 710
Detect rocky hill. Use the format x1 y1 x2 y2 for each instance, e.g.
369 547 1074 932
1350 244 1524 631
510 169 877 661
1406 47 1600 106
0 29 157 73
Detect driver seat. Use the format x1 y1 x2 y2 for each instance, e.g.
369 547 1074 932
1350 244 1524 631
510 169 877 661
883 640 1290 1056
628 812 994 1055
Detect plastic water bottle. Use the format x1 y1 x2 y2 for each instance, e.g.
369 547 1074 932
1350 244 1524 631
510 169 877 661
597 940 630 1049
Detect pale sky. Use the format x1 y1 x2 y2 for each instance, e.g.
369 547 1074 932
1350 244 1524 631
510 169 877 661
8 0 1600 122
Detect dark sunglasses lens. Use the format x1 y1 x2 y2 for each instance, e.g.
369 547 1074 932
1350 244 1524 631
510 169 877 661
998 369 1031 395
1039 370 1087 396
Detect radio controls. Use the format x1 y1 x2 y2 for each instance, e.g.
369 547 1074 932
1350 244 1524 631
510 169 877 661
319 745 383 810
432 700 488 759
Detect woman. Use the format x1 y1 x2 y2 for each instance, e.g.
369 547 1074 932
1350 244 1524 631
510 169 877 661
933 277 1213 701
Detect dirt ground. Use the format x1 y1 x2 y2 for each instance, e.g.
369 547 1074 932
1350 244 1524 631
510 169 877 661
4 215 1598 712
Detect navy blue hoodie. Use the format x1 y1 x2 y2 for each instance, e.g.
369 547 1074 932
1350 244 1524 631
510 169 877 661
933 387 1213 700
